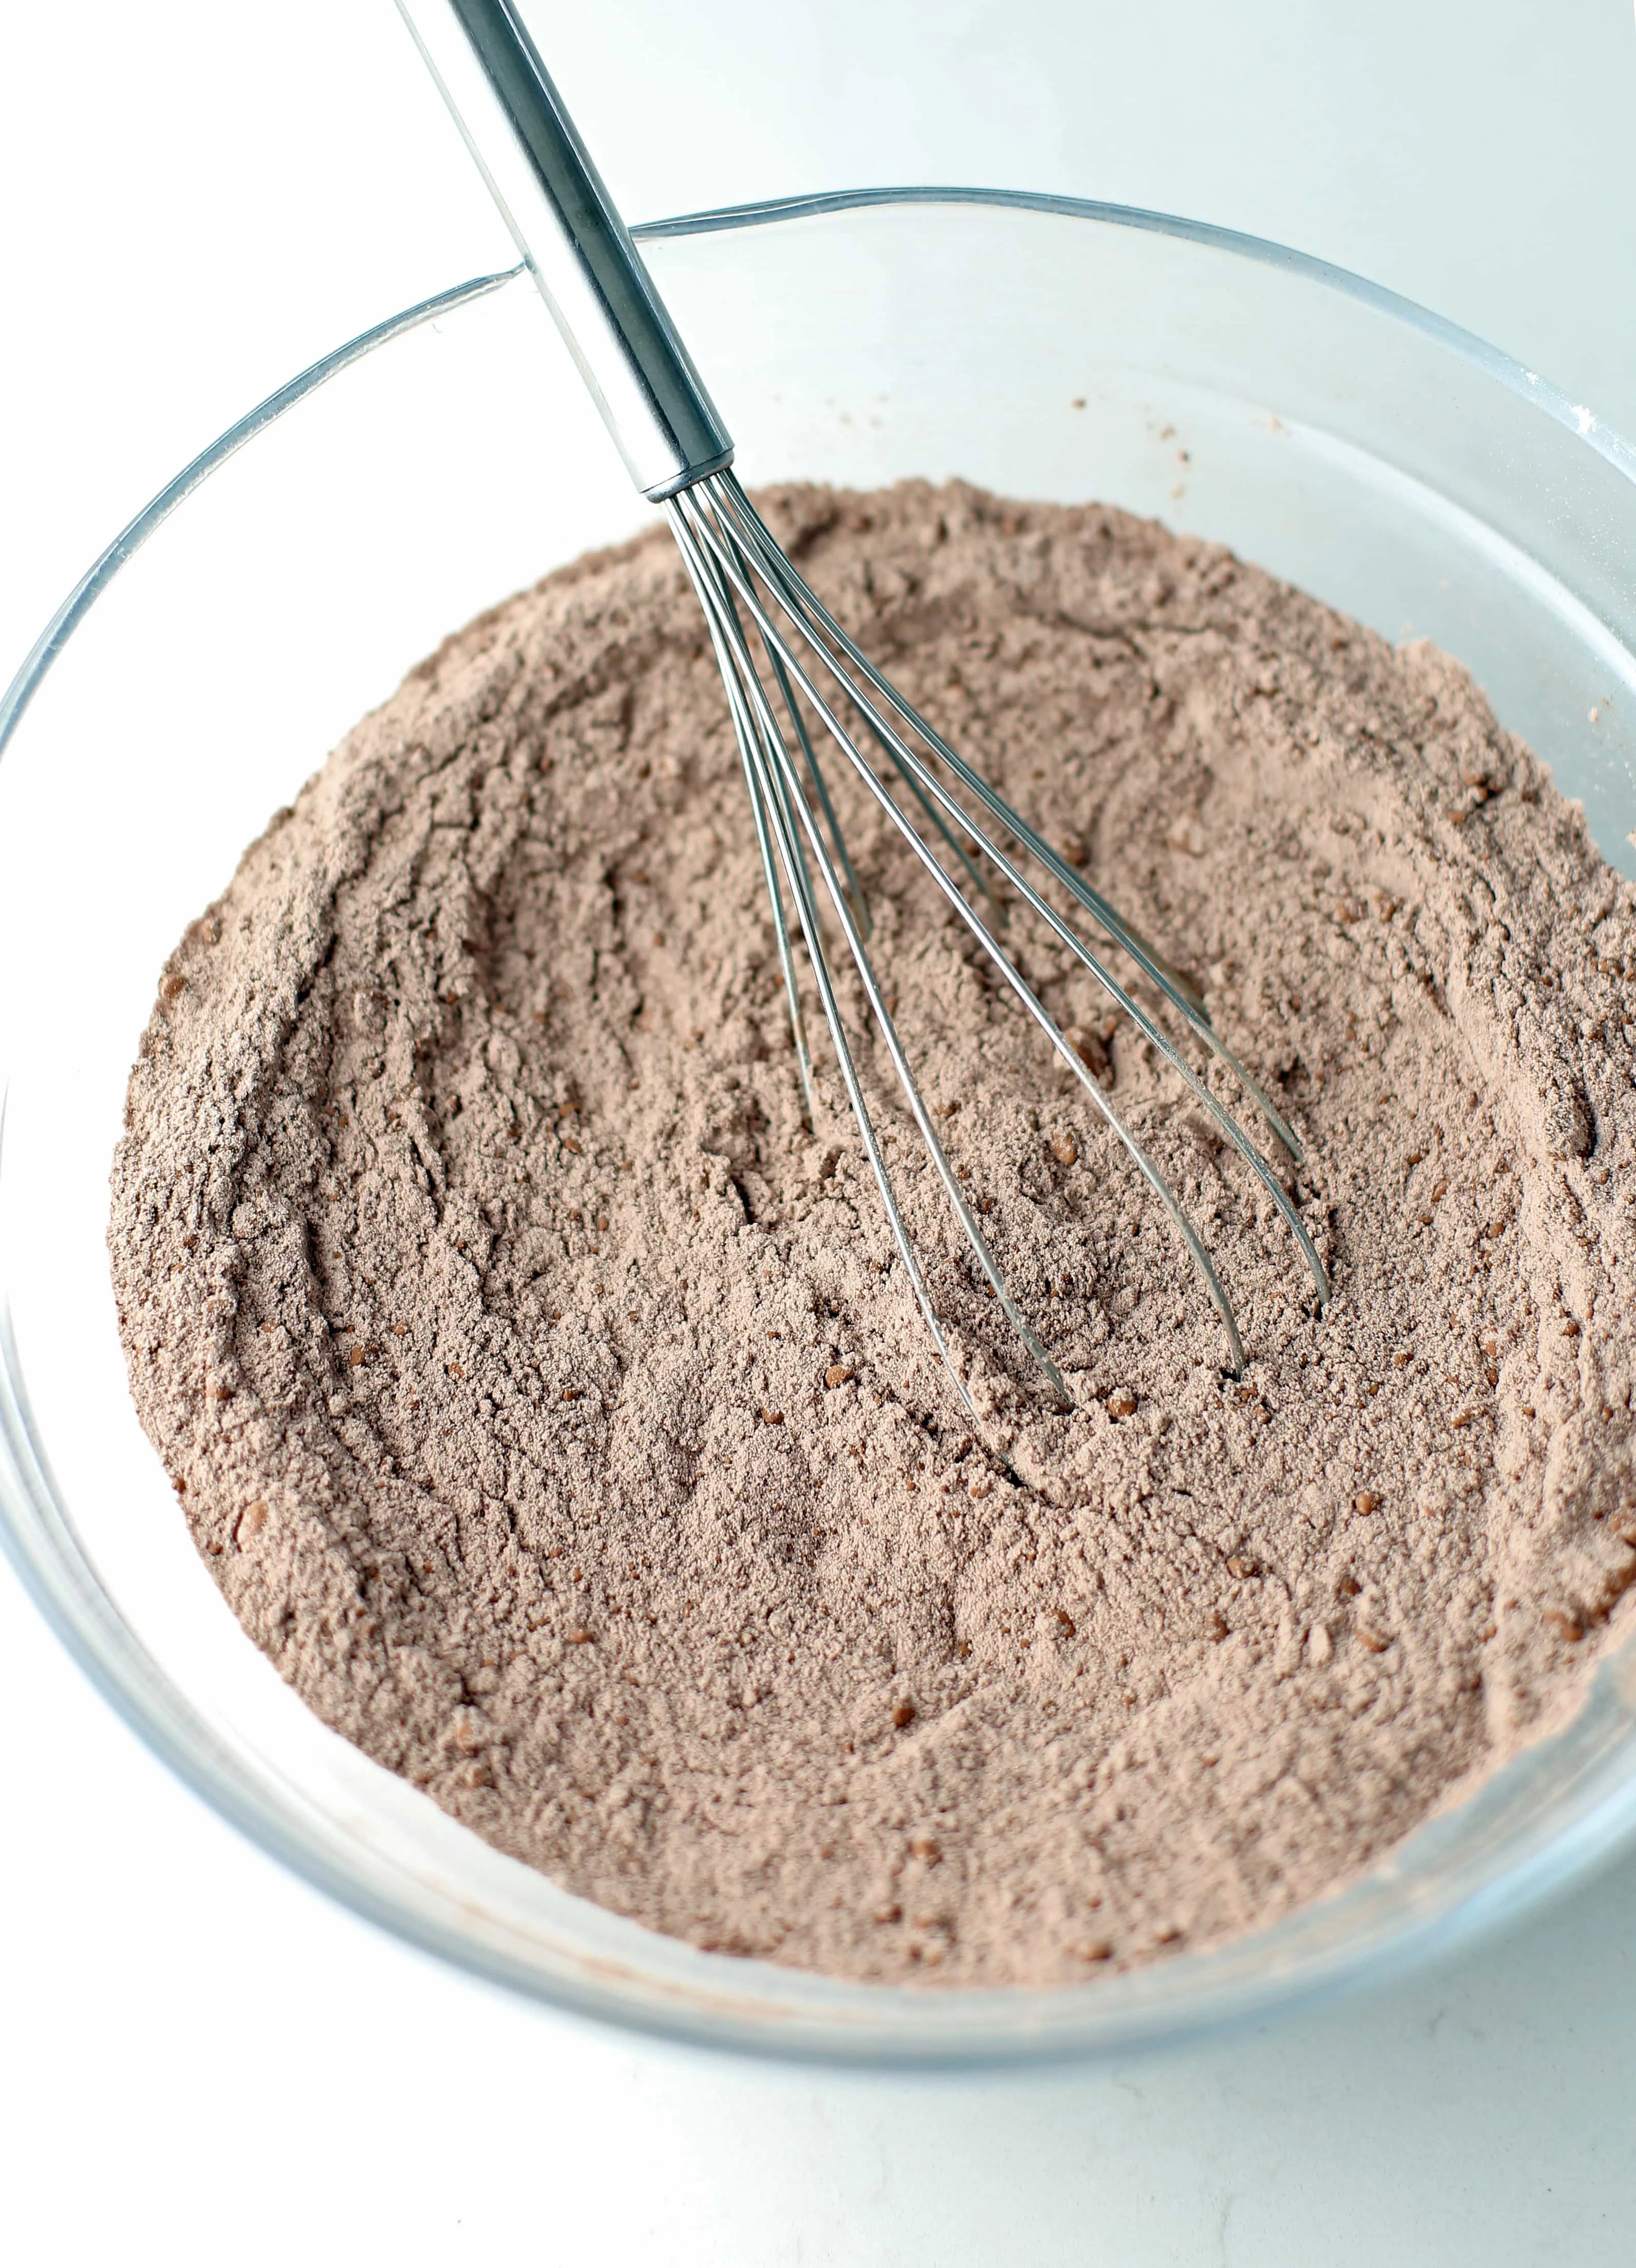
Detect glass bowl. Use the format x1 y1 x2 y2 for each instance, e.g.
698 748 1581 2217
4 190 1635 2068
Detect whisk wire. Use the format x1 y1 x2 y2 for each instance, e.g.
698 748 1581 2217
672 485 1266 1386
678 478 1327 1346
729 665 819 1125
758 629 870 933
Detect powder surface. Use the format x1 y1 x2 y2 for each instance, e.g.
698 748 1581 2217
109 482 1636 1986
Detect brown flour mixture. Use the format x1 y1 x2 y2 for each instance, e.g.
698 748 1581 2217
109 482 1636 1986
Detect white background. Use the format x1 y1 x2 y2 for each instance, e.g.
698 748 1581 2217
3 4 1636 2259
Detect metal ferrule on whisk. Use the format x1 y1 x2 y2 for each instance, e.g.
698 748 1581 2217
395 0 734 498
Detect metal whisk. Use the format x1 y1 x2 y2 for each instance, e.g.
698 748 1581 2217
398 0 1330 1412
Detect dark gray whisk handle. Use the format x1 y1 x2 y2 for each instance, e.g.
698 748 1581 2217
395 0 734 499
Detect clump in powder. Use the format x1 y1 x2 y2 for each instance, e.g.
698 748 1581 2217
109 482 1636 1985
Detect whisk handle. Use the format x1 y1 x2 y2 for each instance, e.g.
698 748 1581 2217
395 0 734 499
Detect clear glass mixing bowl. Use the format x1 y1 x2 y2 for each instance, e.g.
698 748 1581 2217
4 191 1635 2066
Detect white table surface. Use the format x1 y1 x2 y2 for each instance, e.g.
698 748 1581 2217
4 6 1635 2260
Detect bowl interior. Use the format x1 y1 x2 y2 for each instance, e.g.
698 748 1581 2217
4 194 1636 2063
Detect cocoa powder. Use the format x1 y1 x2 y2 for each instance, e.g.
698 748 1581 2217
109 482 1636 1985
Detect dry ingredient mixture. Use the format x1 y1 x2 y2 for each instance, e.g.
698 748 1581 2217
109 482 1636 1986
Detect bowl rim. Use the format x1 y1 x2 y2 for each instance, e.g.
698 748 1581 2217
7 184 1635 776
4 184 1636 2068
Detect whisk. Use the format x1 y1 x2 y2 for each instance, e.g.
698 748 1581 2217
397 0 1330 1413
